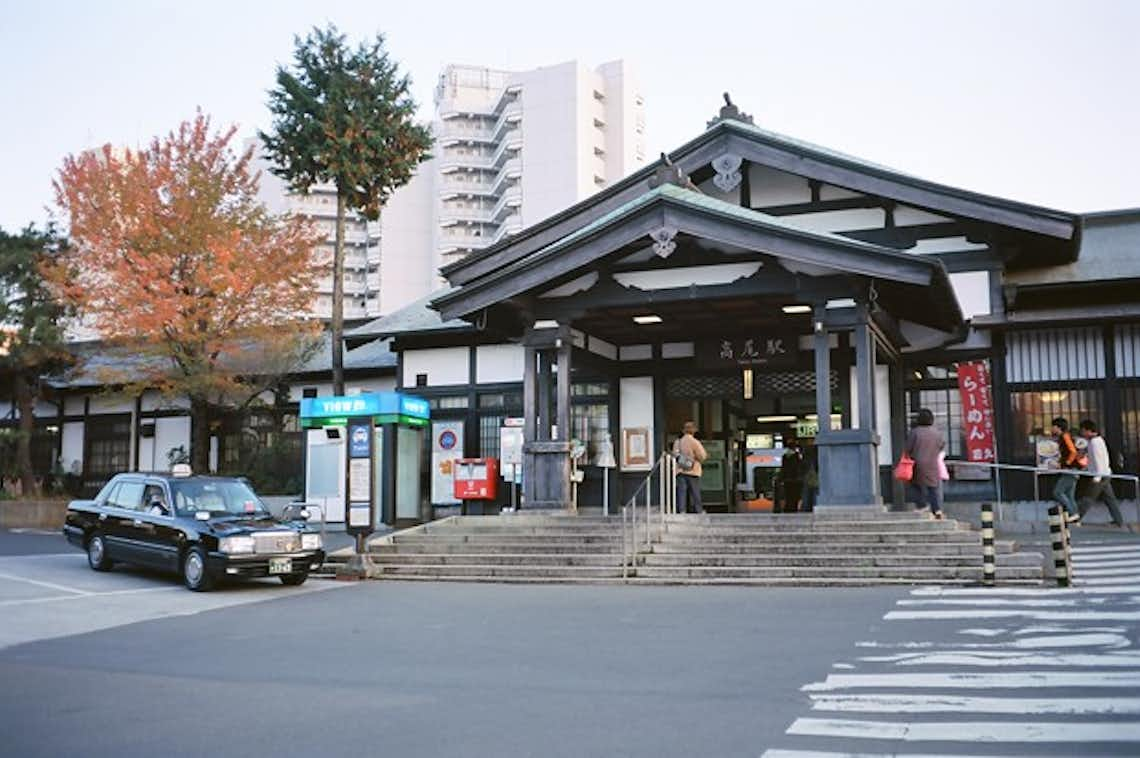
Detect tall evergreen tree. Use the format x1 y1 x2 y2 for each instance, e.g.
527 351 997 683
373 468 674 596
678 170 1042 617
261 24 433 395
0 225 70 495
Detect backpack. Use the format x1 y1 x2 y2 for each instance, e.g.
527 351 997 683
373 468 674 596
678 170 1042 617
673 438 696 472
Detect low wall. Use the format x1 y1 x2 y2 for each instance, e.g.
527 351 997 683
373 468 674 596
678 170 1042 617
942 500 1139 535
0 499 70 530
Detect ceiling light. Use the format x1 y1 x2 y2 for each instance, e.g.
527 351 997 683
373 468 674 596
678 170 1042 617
755 415 797 423
533 319 559 329
633 315 662 325
781 305 812 314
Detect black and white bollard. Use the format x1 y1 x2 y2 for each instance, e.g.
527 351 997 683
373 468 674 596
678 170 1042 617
980 503 996 586
1048 505 1070 587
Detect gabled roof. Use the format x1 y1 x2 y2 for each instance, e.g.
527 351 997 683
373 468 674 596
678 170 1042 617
442 116 1079 288
433 182 963 331
346 290 473 344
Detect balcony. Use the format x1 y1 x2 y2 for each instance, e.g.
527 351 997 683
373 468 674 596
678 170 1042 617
489 186 522 223
438 206 495 226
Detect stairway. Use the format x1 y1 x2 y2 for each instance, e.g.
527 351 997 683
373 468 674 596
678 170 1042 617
328 510 1044 585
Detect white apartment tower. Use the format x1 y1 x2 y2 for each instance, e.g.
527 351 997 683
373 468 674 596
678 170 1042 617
251 60 647 319
431 60 647 273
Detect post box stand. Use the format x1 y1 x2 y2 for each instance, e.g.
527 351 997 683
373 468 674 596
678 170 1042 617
453 458 499 515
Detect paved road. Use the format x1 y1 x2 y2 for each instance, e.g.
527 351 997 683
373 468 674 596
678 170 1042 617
1 530 1139 757
764 532 1140 757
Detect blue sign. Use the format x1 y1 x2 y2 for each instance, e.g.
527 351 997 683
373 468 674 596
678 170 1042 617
439 430 458 450
300 392 431 422
348 424 371 458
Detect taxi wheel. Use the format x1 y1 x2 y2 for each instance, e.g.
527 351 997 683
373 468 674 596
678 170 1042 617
280 572 308 586
182 546 215 592
87 533 114 572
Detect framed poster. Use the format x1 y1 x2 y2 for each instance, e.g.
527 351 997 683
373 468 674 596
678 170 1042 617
622 427 651 470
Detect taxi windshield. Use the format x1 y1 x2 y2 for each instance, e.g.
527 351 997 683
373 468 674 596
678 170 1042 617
170 479 268 517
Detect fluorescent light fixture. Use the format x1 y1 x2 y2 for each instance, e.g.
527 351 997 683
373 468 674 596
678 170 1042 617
633 314 662 325
533 319 559 329
755 415 797 423
826 298 856 309
743 368 754 400
781 304 812 314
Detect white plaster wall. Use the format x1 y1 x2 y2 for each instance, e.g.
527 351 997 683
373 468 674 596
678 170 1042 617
848 365 894 465
380 160 437 315
88 395 133 415
910 236 988 255
138 416 191 472
748 165 810 206
141 391 190 412
619 376 654 471
614 262 761 290
61 422 84 472
781 208 885 233
587 336 618 360
288 382 334 402
949 271 992 320
476 344 525 384
347 378 397 395
403 347 470 387
895 205 950 225
619 344 652 361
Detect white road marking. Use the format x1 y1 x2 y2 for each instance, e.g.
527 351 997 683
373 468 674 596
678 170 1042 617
0 571 92 596
856 632 1130 650
1076 576 1140 586
959 627 1007 636
884 609 1140 621
786 717 1140 743
1073 559 1140 569
808 693 1140 715
909 585 1140 596
801 671 1140 691
897 597 1113 607
1068 544 1140 555
0 586 180 608
857 651 1140 667
1072 566 1140 577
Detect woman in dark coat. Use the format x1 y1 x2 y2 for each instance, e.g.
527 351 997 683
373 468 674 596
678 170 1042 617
905 408 946 519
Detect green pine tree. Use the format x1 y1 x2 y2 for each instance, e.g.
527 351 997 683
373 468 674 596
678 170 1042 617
261 25 433 395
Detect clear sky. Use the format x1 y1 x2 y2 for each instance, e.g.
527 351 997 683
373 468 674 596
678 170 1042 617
2 0 1138 232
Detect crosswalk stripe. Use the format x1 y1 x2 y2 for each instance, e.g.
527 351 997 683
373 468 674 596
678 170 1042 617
856 651 1140 667
1076 576 1140 586
786 717 1140 743
884 609 1140 621
857 631 1129 649
808 693 1140 715
1072 559 1140 569
1072 566 1140 576
909 585 1140 596
761 751 1029 758
897 597 1114 607
801 671 1140 691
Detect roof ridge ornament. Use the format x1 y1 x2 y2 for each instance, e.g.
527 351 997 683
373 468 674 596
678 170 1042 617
649 226 678 258
648 152 702 192
712 152 743 193
707 92 754 128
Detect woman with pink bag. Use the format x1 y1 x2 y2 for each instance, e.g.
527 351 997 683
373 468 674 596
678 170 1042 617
904 408 947 520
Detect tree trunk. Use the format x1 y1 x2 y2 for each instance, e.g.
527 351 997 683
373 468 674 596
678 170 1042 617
14 372 39 497
190 396 210 474
331 192 346 396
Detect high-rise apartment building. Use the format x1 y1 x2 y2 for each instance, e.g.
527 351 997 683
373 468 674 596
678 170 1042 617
249 151 384 321
431 60 647 274
251 59 647 320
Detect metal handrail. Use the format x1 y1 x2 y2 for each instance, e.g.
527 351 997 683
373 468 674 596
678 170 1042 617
621 453 678 576
943 459 1140 506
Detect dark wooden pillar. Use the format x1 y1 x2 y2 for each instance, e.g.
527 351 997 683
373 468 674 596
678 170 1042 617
521 329 572 510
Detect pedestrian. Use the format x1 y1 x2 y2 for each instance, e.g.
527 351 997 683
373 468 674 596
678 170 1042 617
673 421 708 514
1076 419 1125 527
780 437 804 513
905 408 945 520
802 444 819 513
1051 417 1082 523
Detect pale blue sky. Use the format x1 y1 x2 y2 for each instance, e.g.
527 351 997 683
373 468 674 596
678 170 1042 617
3 0 1138 231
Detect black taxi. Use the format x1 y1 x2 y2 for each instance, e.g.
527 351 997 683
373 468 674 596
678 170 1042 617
63 467 325 591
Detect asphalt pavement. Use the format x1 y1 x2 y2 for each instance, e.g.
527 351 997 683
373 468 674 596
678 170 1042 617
1 529 1139 757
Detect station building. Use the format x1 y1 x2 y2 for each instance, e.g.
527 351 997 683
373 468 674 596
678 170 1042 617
5 98 1140 516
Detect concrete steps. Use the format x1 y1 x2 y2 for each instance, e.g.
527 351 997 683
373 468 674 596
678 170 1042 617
354 512 1045 586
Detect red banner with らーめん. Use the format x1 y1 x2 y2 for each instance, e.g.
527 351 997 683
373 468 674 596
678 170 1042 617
957 360 997 463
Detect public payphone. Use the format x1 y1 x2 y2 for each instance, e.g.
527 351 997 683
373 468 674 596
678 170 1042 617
300 392 430 530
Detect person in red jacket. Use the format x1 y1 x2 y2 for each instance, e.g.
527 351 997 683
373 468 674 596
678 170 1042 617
1051 417 1083 523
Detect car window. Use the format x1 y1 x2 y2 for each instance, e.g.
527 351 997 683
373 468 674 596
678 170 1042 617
108 481 146 511
98 482 121 506
143 484 168 514
171 479 268 517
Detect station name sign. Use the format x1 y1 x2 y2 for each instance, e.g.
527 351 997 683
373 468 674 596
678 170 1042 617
697 335 798 368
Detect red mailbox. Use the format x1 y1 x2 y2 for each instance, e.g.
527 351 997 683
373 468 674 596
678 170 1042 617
453 458 499 501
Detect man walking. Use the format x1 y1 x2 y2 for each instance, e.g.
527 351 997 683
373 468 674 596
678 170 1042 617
1051 417 1082 523
673 421 708 514
1076 419 1125 527
780 438 804 513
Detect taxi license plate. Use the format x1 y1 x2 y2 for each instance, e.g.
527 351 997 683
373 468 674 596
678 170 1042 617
269 558 292 575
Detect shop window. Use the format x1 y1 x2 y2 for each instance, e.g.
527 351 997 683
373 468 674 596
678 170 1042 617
570 402 610 465
479 391 523 409
428 395 468 410
1010 388 1104 463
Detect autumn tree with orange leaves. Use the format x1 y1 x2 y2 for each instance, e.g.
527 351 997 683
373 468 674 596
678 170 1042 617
51 113 321 474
